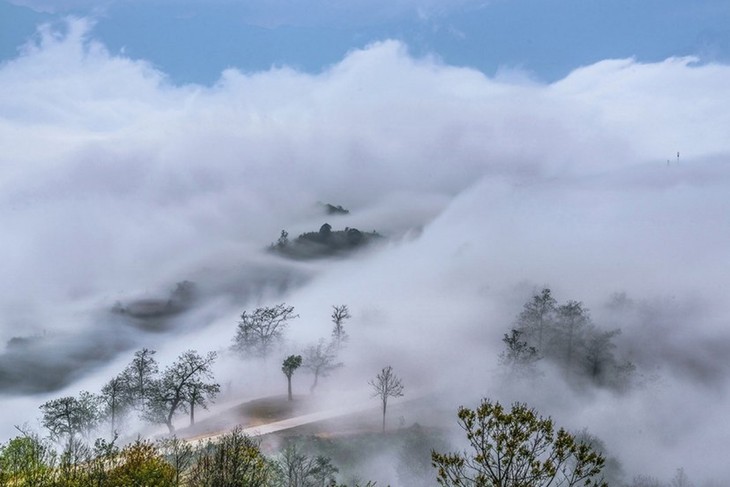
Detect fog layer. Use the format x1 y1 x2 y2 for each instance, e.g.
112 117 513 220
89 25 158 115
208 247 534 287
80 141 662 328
1 18 729 483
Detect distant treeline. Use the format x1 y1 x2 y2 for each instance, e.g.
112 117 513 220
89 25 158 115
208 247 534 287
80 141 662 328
270 224 383 259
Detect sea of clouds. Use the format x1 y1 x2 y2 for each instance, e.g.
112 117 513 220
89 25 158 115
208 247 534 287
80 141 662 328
1 17 729 483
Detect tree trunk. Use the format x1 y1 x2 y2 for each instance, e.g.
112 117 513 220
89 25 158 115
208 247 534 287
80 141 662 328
382 400 387 432
310 373 319 394
190 400 195 426
287 376 293 401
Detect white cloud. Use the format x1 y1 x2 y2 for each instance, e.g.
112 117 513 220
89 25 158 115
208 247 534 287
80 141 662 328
1 18 729 483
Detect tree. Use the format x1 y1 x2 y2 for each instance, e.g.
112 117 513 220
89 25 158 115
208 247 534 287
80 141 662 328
554 300 591 375
187 426 276 487
303 338 342 393
233 304 298 359
156 436 194 487
431 399 607 487
515 288 556 350
123 348 159 407
331 304 351 350
39 391 100 441
100 374 133 437
670 468 695 487
282 355 303 401
106 439 176 487
369 366 404 432
144 350 219 433
499 329 540 379
0 430 56 486
185 380 221 426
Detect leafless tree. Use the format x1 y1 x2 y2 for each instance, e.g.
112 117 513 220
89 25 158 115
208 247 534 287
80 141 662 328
331 304 351 350
233 304 298 359
144 350 218 433
303 338 342 393
369 366 404 432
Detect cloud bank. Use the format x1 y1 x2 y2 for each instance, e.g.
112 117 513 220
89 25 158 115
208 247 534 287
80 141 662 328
1 17 729 484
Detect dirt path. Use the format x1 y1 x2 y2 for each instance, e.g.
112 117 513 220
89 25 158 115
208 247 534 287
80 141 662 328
185 401 377 444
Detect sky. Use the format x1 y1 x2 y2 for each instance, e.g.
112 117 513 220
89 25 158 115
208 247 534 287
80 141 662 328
1 1 730 485
2 0 730 84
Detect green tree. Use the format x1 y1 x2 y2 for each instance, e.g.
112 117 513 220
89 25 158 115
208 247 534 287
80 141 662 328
431 399 607 487
233 304 298 359
0 431 56 486
106 439 176 487
282 354 303 401
369 366 404 432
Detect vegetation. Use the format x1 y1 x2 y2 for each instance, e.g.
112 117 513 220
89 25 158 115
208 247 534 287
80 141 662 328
330 304 351 350
303 338 342 394
144 350 220 433
233 303 298 359
282 354 303 401
502 288 635 390
271 224 383 259
431 399 608 487
369 366 405 432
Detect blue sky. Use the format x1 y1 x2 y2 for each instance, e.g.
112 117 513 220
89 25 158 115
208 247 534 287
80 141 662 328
2 0 729 84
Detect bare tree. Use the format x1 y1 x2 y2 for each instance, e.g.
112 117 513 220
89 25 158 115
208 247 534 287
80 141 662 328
233 304 298 359
122 348 159 407
369 366 404 432
100 374 133 437
144 350 219 433
185 380 221 426
303 338 342 393
40 391 100 441
331 304 351 350
282 355 302 401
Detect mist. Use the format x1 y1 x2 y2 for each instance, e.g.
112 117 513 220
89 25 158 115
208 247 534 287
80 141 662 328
1 17 729 484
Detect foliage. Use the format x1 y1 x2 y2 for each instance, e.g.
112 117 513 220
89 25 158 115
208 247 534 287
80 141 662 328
233 304 298 359
499 329 540 379
283 354 303 401
271 226 383 259
187 427 276 487
105 439 176 487
369 366 405 432
431 399 607 487
507 288 635 390
0 431 56 486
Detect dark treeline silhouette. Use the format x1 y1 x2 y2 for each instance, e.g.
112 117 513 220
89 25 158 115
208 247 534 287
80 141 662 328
501 288 635 390
271 224 383 259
